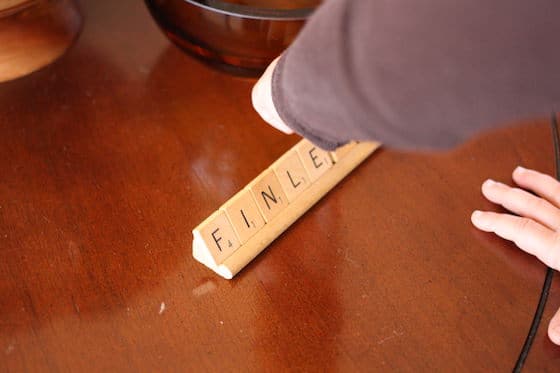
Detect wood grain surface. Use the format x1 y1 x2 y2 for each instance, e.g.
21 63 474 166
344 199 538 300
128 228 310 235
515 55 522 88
1 0 559 371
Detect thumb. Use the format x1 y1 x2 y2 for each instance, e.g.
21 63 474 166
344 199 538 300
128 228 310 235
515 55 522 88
548 306 560 345
251 56 294 135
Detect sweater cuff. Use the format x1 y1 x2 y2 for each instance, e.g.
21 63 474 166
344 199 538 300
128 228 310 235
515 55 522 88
271 54 345 151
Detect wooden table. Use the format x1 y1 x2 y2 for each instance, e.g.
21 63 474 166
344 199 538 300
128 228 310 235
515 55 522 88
1 1 559 371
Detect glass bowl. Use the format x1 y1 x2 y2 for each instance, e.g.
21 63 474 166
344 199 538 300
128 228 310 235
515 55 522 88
144 0 321 76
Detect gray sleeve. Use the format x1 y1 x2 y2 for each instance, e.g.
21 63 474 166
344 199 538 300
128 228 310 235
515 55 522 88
271 0 560 150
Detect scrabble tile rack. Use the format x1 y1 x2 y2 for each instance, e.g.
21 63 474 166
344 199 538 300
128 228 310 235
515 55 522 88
192 139 380 279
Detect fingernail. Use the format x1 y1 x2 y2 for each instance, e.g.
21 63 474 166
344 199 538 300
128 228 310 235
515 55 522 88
471 210 485 225
514 166 527 174
471 210 491 230
472 210 482 218
482 179 496 187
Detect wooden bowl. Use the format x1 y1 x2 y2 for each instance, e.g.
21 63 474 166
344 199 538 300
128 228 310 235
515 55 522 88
0 0 82 83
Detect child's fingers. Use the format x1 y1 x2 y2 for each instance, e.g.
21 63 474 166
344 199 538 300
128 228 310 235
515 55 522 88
513 166 560 208
481 179 560 231
549 306 560 345
476 168 560 346
471 211 560 270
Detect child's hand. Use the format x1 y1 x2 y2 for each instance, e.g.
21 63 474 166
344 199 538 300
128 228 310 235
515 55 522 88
251 57 294 135
471 166 560 345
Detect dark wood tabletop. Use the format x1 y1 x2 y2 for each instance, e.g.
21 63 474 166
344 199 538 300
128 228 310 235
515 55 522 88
1 0 559 371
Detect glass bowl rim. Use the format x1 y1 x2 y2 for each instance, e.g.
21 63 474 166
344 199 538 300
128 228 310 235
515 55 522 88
182 0 317 20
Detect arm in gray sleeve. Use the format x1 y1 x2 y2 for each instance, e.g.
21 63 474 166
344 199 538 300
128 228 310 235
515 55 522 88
271 0 560 150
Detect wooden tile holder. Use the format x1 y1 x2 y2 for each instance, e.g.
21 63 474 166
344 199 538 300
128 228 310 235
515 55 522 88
192 140 380 279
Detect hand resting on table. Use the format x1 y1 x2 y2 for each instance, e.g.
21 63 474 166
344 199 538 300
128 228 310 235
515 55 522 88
472 166 560 345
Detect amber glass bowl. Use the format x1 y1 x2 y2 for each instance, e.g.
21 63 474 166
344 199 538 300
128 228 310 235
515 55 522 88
145 0 320 75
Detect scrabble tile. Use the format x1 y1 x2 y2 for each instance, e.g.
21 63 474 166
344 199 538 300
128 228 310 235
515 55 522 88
272 149 311 202
249 170 288 222
330 142 357 163
194 210 240 264
221 189 265 244
296 140 333 182
193 141 381 279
